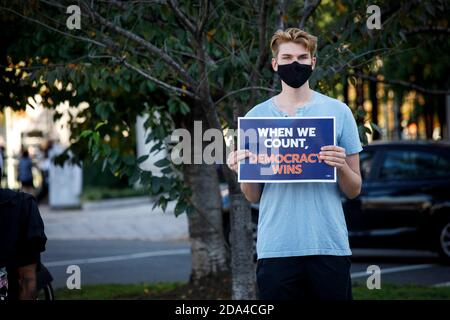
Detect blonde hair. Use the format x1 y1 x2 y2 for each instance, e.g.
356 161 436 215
270 28 318 58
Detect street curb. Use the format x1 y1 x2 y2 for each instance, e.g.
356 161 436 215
82 196 153 210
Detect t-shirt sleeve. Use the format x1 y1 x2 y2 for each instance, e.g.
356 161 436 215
16 194 47 267
338 106 363 155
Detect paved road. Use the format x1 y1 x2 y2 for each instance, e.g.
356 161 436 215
42 240 450 289
42 240 191 288
39 200 188 241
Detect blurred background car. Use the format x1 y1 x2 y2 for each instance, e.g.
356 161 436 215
221 141 450 264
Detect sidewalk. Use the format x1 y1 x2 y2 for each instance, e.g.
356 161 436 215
39 198 189 241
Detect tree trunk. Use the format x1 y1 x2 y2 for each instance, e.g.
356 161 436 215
435 95 446 140
424 96 434 140
369 79 380 140
343 76 349 107
355 76 366 134
184 163 229 283
177 96 230 287
445 94 450 140
356 77 364 110
195 39 256 299
230 193 256 299
393 91 402 140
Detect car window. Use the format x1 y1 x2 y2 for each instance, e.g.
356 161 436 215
379 150 446 180
435 154 450 177
359 151 374 180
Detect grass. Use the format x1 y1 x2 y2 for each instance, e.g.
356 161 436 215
50 282 450 300
81 187 149 201
352 282 450 300
50 282 186 300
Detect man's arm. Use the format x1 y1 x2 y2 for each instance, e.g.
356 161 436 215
227 150 263 203
240 183 262 203
337 153 361 199
319 146 362 199
16 193 46 300
17 263 37 300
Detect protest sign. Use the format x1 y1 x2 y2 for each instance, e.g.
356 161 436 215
238 117 336 183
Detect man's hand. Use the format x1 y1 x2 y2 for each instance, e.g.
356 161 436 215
319 145 362 199
319 145 347 171
17 263 37 300
227 150 252 173
227 150 262 202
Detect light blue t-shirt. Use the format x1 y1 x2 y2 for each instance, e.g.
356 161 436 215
245 90 363 259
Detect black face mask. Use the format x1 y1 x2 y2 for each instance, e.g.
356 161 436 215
276 61 313 88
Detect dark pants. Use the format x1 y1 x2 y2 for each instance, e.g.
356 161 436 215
256 255 353 300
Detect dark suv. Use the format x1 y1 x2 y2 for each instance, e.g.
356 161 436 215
222 141 450 263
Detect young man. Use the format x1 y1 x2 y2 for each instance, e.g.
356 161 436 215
227 28 362 300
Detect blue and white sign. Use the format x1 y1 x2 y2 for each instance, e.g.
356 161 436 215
238 117 336 183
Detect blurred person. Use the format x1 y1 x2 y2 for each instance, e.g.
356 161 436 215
0 153 47 300
17 149 34 195
36 147 50 204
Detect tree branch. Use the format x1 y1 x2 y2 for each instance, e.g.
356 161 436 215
166 0 197 35
107 56 198 98
82 2 197 86
197 0 210 35
275 0 286 30
255 0 269 72
0 6 107 48
404 26 450 35
248 0 269 109
299 0 321 29
214 86 278 105
355 72 450 95
123 60 196 98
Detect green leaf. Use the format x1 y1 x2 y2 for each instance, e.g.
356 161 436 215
174 200 187 216
358 125 368 145
95 121 107 130
356 108 366 118
161 167 172 174
80 130 93 138
109 149 120 164
123 82 131 92
179 101 190 115
186 205 195 215
95 102 111 120
122 155 135 166
102 144 111 156
154 158 170 168
168 99 177 114
168 188 178 200
150 142 162 153
101 158 108 172
91 76 98 91
140 171 152 186
151 177 161 194
161 176 171 192
146 81 156 92
370 122 382 134
137 154 149 164
160 196 168 212
129 170 141 185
